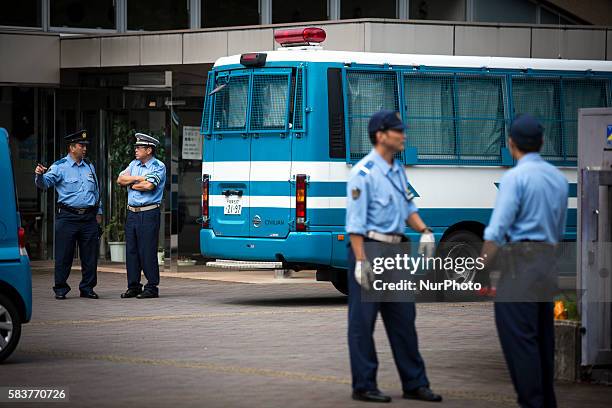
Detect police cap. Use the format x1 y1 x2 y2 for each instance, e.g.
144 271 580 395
368 110 406 135
510 114 543 149
64 130 89 144
134 133 159 148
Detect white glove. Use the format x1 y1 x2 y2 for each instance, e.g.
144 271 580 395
418 231 435 258
354 259 375 290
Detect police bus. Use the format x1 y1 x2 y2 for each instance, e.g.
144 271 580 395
199 27 612 295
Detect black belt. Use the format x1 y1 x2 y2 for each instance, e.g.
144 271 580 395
57 203 98 215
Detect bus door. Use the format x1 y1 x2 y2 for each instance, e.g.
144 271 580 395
248 68 293 238
210 70 252 237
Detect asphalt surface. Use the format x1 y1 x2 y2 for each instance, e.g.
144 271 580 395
1 267 611 407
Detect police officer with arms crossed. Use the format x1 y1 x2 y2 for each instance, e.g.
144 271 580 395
117 133 166 299
482 114 568 408
34 130 102 300
346 110 442 403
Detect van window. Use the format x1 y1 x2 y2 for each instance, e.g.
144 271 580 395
404 73 456 159
512 77 563 159
213 75 250 131
403 73 506 163
346 71 399 161
292 68 304 131
250 74 289 131
561 78 608 158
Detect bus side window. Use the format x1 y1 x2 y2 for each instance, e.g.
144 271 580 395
327 68 346 159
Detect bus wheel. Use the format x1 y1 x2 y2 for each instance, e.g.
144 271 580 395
331 273 348 296
435 230 484 301
0 293 22 363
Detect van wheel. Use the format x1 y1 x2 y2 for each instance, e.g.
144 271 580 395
331 272 348 296
435 230 484 301
0 293 22 363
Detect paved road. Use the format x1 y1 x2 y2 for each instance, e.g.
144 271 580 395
1 268 610 407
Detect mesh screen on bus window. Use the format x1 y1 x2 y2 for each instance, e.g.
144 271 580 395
213 75 249 131
512 77 564 159
346 71 399 161
250 75 289 131
293 69 304 130
561 78 608 158
403 72 506 164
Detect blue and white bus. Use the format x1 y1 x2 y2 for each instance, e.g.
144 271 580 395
200 27 612 294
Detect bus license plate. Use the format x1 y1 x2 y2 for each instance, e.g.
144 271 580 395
224 196 242 215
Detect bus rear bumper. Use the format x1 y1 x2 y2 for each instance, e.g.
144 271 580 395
200 229 332 265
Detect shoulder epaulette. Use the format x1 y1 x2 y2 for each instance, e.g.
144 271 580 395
358 161 374 177
52 158 67 167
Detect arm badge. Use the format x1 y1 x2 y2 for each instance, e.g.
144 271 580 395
351 187 361 200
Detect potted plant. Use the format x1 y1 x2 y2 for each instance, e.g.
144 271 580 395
104 121 134 262
105 215 126 262
157 247 165 265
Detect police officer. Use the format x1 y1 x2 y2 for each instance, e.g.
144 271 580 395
117 133 166 299
34 130 102 300
346 110 441 403
482 114 568 408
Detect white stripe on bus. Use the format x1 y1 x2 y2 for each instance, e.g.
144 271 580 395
210 195 577 210
204 162 577 209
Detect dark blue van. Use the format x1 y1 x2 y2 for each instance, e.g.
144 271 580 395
0 128 32 363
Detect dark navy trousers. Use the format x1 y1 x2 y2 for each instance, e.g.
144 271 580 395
125 208 160 294
54 210 98 295
495 302 556 408
347 246 429 393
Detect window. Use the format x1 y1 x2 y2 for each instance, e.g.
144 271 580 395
512 77 563 158
213 75 250 131
540 7 577 25
341 0 396 19
455 76 506 159
292 69 304 130
250 74 290 131
346 71 399 161
202 0 259 28
50 0 115 29
473 0 536 24
561 78 608 157
0 0 40 27
201 74 214 134
272 0 327 23
404 74 455 159
410 0 465 21
403 73 506 163
127 0 188 31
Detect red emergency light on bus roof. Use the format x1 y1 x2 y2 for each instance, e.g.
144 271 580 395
274 27 326 47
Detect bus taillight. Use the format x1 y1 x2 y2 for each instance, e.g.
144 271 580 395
296 174 307 231
201 174 210 228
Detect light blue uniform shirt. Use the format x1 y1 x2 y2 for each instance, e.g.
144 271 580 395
484 153 568 245
120 157 166 206
346 149 418 236
35 154 102 214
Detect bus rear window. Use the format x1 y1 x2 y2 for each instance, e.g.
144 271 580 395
250 74 290 131
213 75 249 131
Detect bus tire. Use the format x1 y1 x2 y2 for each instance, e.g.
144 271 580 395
435 230 484 301
0 293 22 363
331 273 348 296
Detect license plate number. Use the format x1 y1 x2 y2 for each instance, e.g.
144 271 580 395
224 196 242 215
